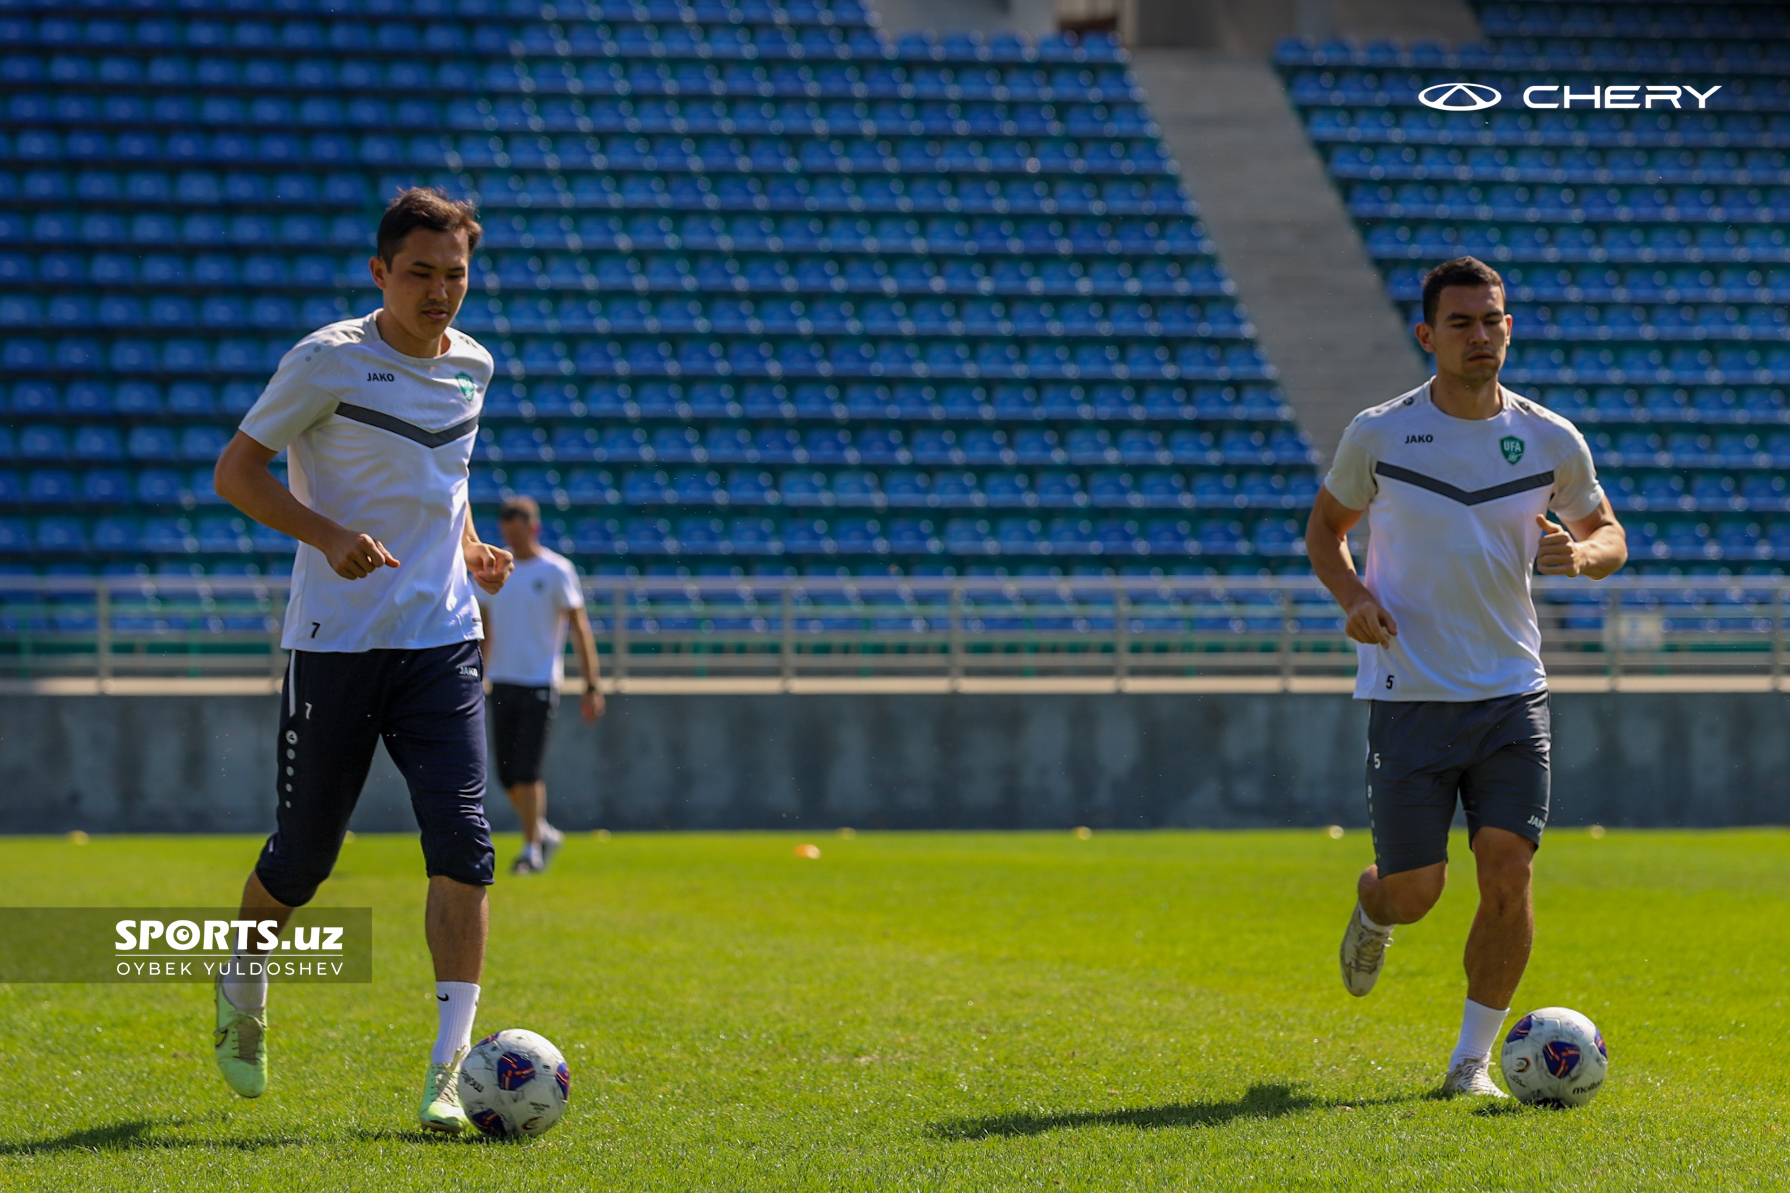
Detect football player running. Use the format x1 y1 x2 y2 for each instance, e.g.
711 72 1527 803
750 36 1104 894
479 494 606 875
209 188 511 1133
1306 256 1627 1097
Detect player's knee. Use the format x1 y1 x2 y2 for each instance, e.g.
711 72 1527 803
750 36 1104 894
1476 831 1535 875
1474 839 1535 909
1391 884 1444 923
253 829 347 908
254 857 332 908
421 824 496 888
1483 855 1532 896
1379 867 1446 922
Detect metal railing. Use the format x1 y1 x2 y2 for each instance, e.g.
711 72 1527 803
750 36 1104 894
1 574 1786 688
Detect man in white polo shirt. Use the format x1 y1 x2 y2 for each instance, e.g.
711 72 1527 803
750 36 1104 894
479 495 604 875
1306 256 1628 1098
208 188 512 1134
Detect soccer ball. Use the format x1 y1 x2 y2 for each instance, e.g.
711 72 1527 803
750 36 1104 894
1500 1006 1608 1107
457 1029 571 1138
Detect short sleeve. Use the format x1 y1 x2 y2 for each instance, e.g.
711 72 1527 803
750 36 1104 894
1322 416 1377 510
557 559 585 611
1549 426 1605 522
237 340 338 452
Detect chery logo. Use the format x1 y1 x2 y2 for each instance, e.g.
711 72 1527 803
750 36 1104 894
1418 82 1722 111
1419 83 1501 111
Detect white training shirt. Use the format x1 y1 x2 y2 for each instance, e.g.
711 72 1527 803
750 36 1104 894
239 311 493 652
481 548 585 687
1324 379 1605 702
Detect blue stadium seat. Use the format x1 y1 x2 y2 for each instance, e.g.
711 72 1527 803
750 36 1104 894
36 515 88 553
1286 6 1790 570
127 427 179 462
19 425 69 461
0 4 1306 578
27 469 77 505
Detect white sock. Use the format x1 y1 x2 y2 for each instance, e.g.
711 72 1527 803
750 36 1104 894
221 946 268 1014
1357 904 1392 935
433 981 481 1065
1449 998 1509 1069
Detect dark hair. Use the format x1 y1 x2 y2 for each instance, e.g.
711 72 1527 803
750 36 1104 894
376 187 482 263
1421 256 1505 325
498 495 540 523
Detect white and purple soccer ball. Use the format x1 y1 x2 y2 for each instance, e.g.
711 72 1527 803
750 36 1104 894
457 1028 571 1138
1500 1006 1608 1107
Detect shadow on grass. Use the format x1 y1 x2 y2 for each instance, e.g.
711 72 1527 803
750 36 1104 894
1417 1084 1541 1113
0 1118 305 1155
351 1128 517 1146
930 1082 1413 1140
1469 1100 1534 1118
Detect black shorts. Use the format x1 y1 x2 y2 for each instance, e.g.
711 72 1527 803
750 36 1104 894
1365 691 1551 877
254 641 494 907
489 682 558 787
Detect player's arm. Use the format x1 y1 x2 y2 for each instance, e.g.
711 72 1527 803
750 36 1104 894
214 430 399 579
461 517 513 596
567 605 605 722
1537 497 1627 580
1306 486 1397 648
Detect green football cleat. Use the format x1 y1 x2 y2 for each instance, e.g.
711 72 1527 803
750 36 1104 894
212 977 267 1098
419 1046 471 1134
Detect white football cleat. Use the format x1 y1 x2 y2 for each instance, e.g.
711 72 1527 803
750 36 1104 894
1441 1057 1510 1099
1338 903 1393 997
539 823 565 871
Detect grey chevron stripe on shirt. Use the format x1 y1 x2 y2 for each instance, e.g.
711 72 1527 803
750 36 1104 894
334 402 479 449
1374 462 1556 506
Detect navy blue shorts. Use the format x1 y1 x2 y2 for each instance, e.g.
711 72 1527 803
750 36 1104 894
488 682 557 787
255 641 495 907
1365 692 1551 877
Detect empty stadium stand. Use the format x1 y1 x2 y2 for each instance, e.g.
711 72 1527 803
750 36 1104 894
0 0 1320 583
1278 0 1790 574
1131 49 1425 463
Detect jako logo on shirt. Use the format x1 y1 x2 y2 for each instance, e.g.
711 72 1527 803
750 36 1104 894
1404 434 1433 444
1501 436 1526 464
455 372 479 402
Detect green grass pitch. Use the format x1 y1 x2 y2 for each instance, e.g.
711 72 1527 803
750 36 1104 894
1 829 1785 1191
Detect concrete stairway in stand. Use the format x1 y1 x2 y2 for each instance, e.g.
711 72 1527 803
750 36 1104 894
870 0 1056 37
1131 50 1426 462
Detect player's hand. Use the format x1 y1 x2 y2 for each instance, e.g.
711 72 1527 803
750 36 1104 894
464 540 514 595
323 527 400 580
1344 595 1397 648
1535 515 1584 577
580 688 605 722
